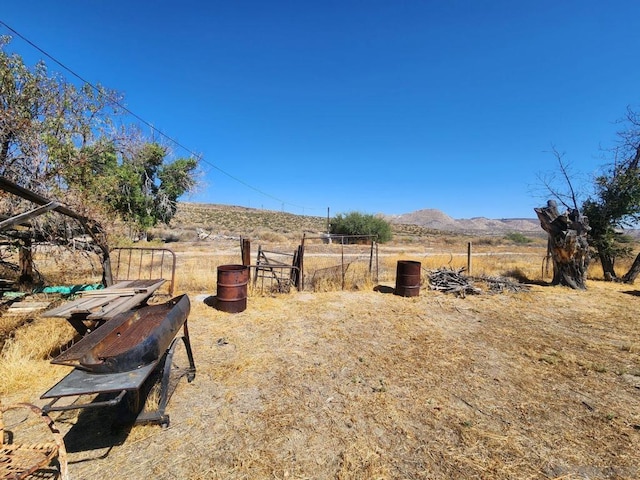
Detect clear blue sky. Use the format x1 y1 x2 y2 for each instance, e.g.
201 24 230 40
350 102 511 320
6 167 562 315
2 1 640 219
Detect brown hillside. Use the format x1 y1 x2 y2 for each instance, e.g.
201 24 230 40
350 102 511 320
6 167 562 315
387 209 541 235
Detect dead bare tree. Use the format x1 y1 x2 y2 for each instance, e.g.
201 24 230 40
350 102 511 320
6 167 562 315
535 148 591 289
535 200 591 289
0 176 113 287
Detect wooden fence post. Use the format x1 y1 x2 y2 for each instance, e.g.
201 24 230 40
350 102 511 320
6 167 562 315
241 238 251 266
341 242 345 290
300 235 306 291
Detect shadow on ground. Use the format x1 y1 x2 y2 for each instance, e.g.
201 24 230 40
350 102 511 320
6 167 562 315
622 290 640 297
57 394 133 464
373 285 395 294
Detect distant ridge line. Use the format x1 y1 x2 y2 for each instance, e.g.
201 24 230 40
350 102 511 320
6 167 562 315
178 202 541 234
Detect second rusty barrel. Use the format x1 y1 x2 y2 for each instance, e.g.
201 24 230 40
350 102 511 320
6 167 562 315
216 264 249 313
394 260 421 297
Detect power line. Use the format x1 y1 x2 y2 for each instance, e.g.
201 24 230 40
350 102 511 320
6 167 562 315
0 19 314 211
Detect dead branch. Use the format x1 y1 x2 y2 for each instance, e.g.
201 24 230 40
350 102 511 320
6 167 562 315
427 268 482 297
427 268 530 297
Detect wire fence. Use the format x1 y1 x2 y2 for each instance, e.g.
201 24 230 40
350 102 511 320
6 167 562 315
300 234 378 291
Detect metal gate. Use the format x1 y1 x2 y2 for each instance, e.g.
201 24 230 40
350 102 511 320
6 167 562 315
252 245 301 293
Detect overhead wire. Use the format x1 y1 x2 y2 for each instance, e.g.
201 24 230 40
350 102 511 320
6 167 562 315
0 19 314 212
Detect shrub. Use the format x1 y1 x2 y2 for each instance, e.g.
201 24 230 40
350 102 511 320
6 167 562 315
255 230 288 243
504 232 533 244
330 212 393 243
475 237 499 246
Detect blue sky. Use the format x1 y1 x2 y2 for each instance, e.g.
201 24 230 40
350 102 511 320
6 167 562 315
2 1 640 219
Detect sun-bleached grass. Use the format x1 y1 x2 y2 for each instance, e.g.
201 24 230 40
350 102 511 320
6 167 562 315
60 281 639 479
23 246 103 286
2 221 640 479
7 224 633 296
0 316 75 398
376 248 549 285
173 254 236 293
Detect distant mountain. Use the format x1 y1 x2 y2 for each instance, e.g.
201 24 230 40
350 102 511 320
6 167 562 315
175 203 544 236
385 209 542 235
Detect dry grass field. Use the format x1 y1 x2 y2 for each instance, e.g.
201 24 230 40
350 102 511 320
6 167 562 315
1 205 639 479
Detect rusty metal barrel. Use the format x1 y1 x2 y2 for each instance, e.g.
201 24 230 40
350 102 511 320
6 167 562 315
216 265 249 313
395 260 421 297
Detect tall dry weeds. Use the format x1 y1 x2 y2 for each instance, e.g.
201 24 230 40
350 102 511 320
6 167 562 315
0 316 75 397
2 216 640 479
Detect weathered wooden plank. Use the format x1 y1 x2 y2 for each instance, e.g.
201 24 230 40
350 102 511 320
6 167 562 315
80 289 139 297
42 294 120 317
6 301 51 314
42 298 93 318
86 292 154 320
67 295 120 314
41 278 166 320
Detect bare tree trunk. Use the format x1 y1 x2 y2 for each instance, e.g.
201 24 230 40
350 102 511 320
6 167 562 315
79 219 113 287
18 237 34 286
622 252 640 283
100 247 113 287
535 200 591 290
598 250 617 281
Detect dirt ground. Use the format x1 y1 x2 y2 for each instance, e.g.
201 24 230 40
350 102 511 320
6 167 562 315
10 277 637 479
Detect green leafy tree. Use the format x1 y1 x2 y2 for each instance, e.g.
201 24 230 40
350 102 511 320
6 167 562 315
330 211 392 243
157 157 198 222
0 35 121 193
580 109 640 281
582 167 640 278
105 142 197 236
538 109 640 284
0 36 198 239
60 141 119 195
0 36 200 287
0 35 122 284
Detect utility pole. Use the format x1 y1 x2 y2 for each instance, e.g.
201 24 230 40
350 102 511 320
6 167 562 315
326 207 330 233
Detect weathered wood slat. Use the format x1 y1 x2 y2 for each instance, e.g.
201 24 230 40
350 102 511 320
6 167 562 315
44 294 121 317
86 292 154 320
67 295 122 315
79 289 141 297
41 279 165 320
6 301 51 314
42 298 96 318
8 301 51 309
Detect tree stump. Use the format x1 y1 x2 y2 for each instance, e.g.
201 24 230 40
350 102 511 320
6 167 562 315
535 200 591 290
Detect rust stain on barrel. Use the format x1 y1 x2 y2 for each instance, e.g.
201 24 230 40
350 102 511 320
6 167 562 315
216 264 249 313
395 260 421 297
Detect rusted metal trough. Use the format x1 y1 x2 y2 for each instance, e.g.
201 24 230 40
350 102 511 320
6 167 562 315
41 295 196 427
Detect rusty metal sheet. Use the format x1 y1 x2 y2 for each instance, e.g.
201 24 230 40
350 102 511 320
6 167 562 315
51 295 189 374
41 361 157 398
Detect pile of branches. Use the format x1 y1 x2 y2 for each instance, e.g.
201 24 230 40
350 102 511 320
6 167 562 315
477 275 531 293
427 268 481 297
427 268 530 297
